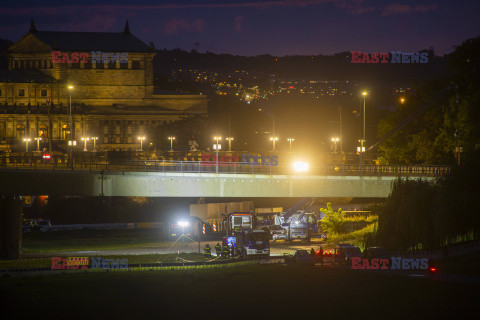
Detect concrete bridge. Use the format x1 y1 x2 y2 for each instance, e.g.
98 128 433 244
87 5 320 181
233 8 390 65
0 161 447 198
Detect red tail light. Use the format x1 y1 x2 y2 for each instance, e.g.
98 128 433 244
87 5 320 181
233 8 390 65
429 266 437 273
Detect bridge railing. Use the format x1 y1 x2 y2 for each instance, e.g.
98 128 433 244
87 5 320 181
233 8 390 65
0 158 451 176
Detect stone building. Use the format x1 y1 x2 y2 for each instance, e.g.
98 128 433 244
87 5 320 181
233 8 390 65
0 20 207 152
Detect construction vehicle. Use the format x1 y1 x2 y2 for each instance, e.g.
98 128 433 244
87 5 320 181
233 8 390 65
224 212 270 258
274 198 317 243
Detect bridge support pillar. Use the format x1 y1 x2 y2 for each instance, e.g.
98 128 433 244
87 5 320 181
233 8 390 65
0 196 23 260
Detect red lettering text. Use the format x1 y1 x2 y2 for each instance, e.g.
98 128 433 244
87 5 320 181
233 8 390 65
351 51 362 63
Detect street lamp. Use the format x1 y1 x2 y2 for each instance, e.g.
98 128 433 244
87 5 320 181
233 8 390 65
90 137 98 151
270 137 278 151
400 97 405 104
23 138 31 152
331 137 339 153
137 136 146 151
360 91 368 172
168 136 175 152
81 137 90 151
287 138 295 152
67 85 74 166
225 137 234 151
213 136 222 174
34 137 42 151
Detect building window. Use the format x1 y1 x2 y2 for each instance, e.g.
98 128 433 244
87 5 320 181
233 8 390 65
18 89 25 97
132 60 141 69
0 89 2 96
95 62 104 69
41 90 47 97
71 62 80 69
120 62 128 69
84 61 92 69
103 125 109 134
108 61 116 69
116 136 120 144
39 124 48 138
115 126 121 134
127 136 132 143
104 137 109 144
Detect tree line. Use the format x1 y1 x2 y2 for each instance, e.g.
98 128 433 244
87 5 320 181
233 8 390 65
366 150 480 251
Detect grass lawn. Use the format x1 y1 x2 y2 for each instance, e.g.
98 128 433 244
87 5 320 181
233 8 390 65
22 229 172 252
0 264 478 319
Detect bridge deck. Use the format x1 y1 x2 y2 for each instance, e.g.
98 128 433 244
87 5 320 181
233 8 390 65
0 165 440 198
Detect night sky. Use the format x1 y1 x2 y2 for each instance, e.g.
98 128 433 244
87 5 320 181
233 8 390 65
1 0 479 56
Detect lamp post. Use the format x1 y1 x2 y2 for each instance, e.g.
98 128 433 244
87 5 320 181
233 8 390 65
67 85 74 166
91 137 98 151
81 137 90 151
331 137 339 153
359 91 367 172
23 138 31 152
287 138 295 152
168 136 175 152
226 137 234 152
270 137 278 151
137 136 146 151
34 137 42 151
213 136 222 174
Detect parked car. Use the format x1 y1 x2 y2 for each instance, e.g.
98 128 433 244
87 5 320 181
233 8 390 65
334 244 363 265
22 219 52 233
284 249 315 265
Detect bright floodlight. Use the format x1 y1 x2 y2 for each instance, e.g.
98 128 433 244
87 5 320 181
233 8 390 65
362 91 367 96
178 220 189 227
293 161 309 172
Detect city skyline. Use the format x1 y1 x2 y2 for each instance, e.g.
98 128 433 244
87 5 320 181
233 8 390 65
1 0 479 56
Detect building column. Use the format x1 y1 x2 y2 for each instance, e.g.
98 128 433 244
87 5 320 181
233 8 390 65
0 195 23 260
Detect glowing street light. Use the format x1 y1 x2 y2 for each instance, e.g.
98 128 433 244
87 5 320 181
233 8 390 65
34 137 42 151
81 137 90 151
400 97 405 104
225 137 234 151
67 85 74 166
287 138 295 152
270 137 279 151
23 138 31 152
213 136 222 174
168 136 175 152
90 137 98 151
331 137 340 153
360 91 368 172
137 136 146 151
